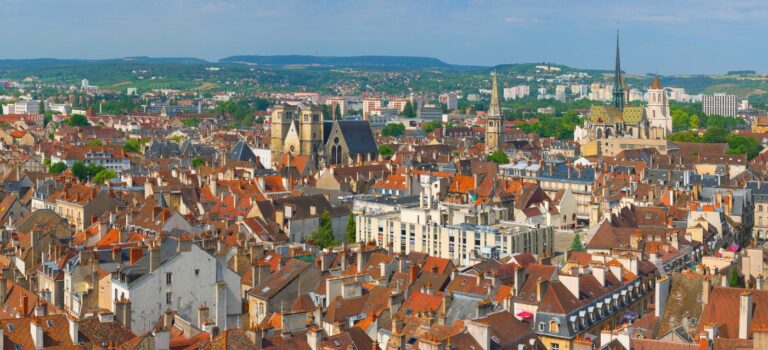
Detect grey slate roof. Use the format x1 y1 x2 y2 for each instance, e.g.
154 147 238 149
229 140 257 162
336 120 378 154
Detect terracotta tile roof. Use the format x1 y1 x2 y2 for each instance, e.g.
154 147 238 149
0 314 79 349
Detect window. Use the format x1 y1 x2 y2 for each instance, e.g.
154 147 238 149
166 273 172 285
195 269 200 277
538 322 545 331
549 320 559 333
551 344 559 350
166 292 172 304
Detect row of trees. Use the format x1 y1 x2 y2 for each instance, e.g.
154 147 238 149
311 210 357 249
667 127 763 159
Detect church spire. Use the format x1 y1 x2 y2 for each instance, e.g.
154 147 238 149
612 29 625 110
488 70 501 117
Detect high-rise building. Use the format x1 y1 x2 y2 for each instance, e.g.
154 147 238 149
485 72 503 154
702 93 738 117
438 93 458 110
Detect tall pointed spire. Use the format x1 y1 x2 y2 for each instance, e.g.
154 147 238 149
488 70 501 117
485 70 503 154
611 29 625 110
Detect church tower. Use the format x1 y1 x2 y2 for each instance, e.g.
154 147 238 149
611 30 627 110
270 104 296 161
485 71 503 153
299 104 324 165
646 76 672 139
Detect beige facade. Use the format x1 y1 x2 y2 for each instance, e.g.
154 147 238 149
356 199 552 266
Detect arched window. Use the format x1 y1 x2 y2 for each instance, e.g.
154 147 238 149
549 319 559 333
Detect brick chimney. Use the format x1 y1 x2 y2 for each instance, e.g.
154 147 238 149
740 292 753 340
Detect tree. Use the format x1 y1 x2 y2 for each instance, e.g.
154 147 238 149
729 268 741 288
570 234 585 252
702 127 729 143
123 138 142 153
401 101 416 118
92 169 117 184
667 131 701 143
312 209 337 249
192 157 204 168
486 150 510 164
66 114 89 127
334 104 342 119
381 123 405 137
378 145 394 157
48 162 67 174
71 161 88 181
422 121 441 134
346 214 356 243
689 114 700 129
726 135 763 159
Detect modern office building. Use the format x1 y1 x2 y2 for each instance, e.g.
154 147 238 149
702 93 738 117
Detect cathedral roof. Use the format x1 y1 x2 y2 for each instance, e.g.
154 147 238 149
651 75 663 90
589 105 646 125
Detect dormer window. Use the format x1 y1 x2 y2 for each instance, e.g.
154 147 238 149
549 320 559 333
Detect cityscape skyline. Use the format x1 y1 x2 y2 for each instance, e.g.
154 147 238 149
1 0 768 74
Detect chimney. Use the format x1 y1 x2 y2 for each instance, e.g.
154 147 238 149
198 303 209 326
536 278 545 302
163 309 174 329
21 293 28 316
409 264 420 284
149 242 161 272
34 301 47 317
513 266 525 294
153 327 170 350
702 278 711 307
68 315 79 344
655 275 671 318
0 270 7 303
357 250 364 274
739 292 753 340
31 317 44 349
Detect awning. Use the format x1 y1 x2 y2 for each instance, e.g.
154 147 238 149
516 311 534 319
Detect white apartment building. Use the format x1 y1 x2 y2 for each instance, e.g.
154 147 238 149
2 100 40 114
702 93 738 117
355 183 553 266
503 85 530 100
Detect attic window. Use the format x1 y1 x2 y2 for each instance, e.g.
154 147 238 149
47 320 53 327
7 324 14 332
491 336 500 344
261 287 271 293
15 345 21 350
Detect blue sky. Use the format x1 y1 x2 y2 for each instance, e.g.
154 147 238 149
2 0 767 74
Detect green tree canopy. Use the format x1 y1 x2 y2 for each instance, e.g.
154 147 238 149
92 169 117 184
312 209 337 249
192 157 204 168
729 268 741 288
422 121 442 134
702 127 729 143
48 162 67 174
378 144 394 157
381 123 405 137
401 101 416 118
346 214 356 243
123 138 142 153
67 114 89 127
486 150 510 164
570 234 585 252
